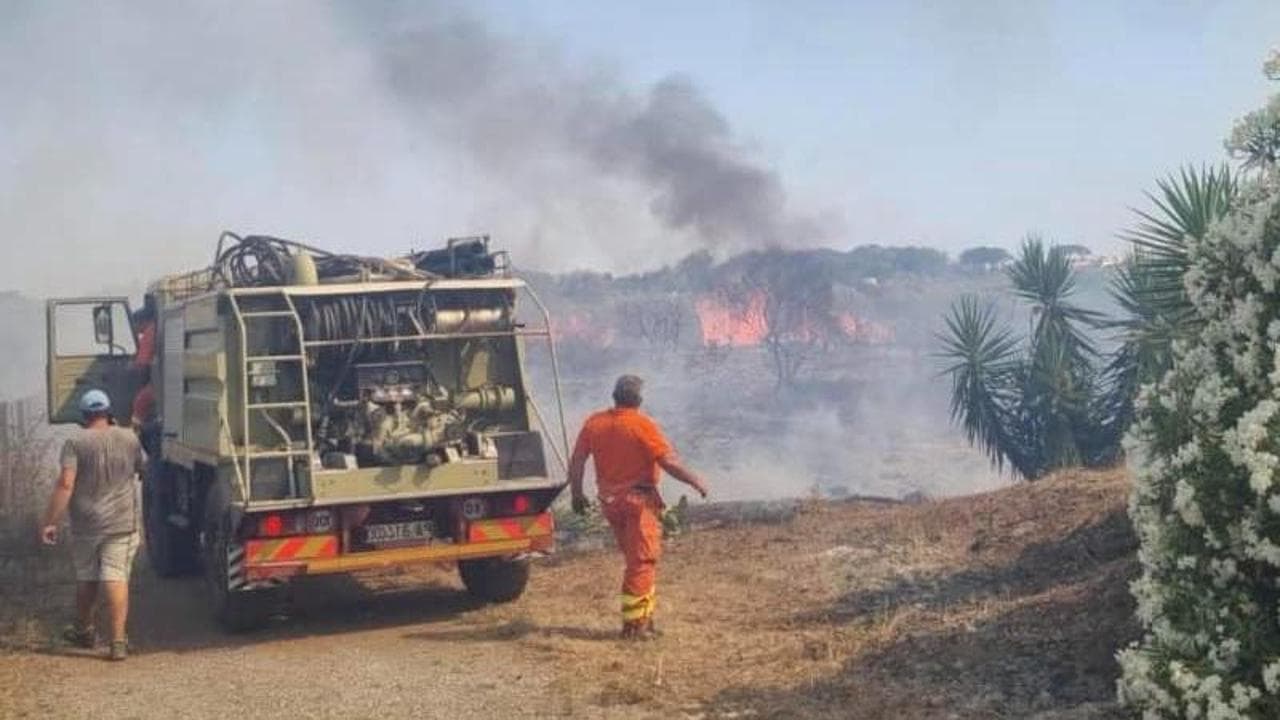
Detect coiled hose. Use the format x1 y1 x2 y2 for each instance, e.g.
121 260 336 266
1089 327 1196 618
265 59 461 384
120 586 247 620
210 232 434 289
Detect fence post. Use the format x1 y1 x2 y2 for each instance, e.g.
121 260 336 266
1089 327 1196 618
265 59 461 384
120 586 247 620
15 399 27 437
0 401 10 513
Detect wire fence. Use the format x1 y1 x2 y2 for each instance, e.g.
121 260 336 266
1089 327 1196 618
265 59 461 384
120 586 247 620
0 396 66 595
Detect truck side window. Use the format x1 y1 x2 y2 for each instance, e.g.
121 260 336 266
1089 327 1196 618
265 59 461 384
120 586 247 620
54 301 137 357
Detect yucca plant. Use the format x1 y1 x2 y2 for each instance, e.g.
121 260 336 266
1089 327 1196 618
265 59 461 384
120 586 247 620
1096 166 1238 447
1008 236 1103 362
939 237 1106 479
938 295 1027 474
1118 165 1236 324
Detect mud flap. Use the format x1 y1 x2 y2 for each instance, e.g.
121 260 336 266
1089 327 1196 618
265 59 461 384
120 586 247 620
225 541 284 592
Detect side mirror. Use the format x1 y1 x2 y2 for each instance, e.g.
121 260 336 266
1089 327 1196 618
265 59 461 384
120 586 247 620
92 304 114 347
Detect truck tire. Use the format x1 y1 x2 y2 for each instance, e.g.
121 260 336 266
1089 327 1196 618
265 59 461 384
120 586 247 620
459 556 530 603
213 584 278 634
143 462 199 577
201 485 280 633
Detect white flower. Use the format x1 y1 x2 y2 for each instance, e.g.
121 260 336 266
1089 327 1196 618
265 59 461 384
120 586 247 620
1174 480 1205 527
1263 660 1280 693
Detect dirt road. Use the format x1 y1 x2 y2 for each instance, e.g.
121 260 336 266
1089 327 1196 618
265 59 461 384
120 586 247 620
3 558 676 719
2 470 1135 719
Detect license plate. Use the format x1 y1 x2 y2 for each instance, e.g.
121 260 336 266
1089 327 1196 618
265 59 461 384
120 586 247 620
363 520 435 546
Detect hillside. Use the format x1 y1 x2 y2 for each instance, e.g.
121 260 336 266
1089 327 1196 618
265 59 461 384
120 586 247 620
2 468 1135 719
527 467 1136 718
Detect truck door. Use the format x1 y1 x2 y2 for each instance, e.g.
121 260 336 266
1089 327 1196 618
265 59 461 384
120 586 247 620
46 297 141 424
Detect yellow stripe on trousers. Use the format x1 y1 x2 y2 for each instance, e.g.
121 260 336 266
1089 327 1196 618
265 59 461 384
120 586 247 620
620 590 656 621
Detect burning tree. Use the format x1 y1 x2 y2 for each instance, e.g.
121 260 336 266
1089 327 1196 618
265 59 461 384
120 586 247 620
745 253 840 389
616 297 684 350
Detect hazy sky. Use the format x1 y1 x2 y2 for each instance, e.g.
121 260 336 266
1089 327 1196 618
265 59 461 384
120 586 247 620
1 1 1277 295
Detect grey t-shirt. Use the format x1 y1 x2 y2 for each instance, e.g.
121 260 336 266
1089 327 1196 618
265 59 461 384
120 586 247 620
59 426 146 536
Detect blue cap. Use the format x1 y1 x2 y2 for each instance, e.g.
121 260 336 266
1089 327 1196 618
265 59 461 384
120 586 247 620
79 389 111 414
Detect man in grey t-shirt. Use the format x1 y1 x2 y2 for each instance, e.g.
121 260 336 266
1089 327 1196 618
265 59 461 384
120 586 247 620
40 389 145 661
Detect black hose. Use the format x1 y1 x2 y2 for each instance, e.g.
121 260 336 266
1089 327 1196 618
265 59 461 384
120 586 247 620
209 233 435 289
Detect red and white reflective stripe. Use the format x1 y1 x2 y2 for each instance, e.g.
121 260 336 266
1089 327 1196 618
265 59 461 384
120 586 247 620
245 535 339 564
467 513 554 543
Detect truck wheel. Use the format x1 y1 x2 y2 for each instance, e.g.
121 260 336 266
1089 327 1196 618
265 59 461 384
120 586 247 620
213 585 278 634
201 487 280 633
143 462 199 577
459 557 530 603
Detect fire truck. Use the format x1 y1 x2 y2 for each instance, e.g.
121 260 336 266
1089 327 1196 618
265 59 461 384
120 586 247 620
46 234 568 630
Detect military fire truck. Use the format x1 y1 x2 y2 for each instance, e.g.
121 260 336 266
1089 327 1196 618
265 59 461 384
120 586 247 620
46 233 569 630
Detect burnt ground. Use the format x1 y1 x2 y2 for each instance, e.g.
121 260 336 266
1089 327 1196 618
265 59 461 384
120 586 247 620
0 468 1135 719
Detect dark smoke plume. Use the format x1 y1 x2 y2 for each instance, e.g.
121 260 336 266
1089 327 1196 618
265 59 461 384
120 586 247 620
370 8 817 250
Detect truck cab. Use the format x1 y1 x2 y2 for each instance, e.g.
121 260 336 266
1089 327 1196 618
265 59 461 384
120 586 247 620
47 235 569 631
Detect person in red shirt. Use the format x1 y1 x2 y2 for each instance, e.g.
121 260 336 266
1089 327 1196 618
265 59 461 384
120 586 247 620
131 296 157 371
568 375 708 639
129 298 160 457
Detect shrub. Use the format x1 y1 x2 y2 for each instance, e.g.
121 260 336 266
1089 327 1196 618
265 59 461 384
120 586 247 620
1118 168 1280 718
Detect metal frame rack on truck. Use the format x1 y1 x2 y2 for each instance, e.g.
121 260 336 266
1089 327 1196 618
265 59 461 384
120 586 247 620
46 233 569 630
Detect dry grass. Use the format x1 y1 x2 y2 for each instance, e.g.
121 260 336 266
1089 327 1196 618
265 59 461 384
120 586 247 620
0 400 64 644
438 466 1136 718
1 467 1135 719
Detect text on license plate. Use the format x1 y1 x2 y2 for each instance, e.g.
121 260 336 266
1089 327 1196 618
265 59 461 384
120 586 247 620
363 521 435 545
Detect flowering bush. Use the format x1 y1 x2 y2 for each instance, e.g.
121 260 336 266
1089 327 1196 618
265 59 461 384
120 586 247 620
1118 167 1280 718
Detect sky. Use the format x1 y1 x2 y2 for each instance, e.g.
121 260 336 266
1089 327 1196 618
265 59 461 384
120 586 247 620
0 1 1277 295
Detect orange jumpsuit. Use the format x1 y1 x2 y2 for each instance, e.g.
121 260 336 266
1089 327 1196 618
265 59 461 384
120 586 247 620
572 407 672 627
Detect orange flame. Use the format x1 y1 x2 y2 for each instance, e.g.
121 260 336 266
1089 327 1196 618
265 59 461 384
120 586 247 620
552 312 616 348
838 313 895 344
694 291 768 346
694 291 894 347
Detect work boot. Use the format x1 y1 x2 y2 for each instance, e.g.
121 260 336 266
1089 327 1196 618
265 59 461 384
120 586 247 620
61 624 95 649
620 620 645 640
108 639 128 662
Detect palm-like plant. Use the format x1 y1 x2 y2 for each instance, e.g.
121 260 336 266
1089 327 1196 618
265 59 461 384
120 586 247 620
1117 166 1236 330
1008 236 1102 354
943 169 1236 477
939 238 1106 479
938 296 1027 474
1097 166 1238 445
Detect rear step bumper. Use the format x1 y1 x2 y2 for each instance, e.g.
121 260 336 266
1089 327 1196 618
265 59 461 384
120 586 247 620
244 514 555 580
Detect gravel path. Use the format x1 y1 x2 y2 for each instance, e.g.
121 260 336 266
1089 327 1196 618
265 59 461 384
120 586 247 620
0 568 652 720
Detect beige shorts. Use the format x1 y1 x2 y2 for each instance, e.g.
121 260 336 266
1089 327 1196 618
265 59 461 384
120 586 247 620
71 532 140 582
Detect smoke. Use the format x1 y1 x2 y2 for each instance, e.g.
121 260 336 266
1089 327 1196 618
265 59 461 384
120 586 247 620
0 1 814 295
532 273 1010 502
373 9 813 249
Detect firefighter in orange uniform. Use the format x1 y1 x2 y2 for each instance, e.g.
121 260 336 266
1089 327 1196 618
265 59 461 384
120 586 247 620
568 375 709 639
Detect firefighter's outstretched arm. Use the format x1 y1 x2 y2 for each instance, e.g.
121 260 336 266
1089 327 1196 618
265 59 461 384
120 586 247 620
658 455 709 499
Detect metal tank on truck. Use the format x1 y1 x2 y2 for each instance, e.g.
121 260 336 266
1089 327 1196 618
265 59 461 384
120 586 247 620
45 233 570 631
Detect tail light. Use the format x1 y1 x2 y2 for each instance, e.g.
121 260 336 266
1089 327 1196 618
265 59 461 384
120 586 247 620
511 494 531 515
488 493 537 517
253 509 335 537
259 513 286 537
